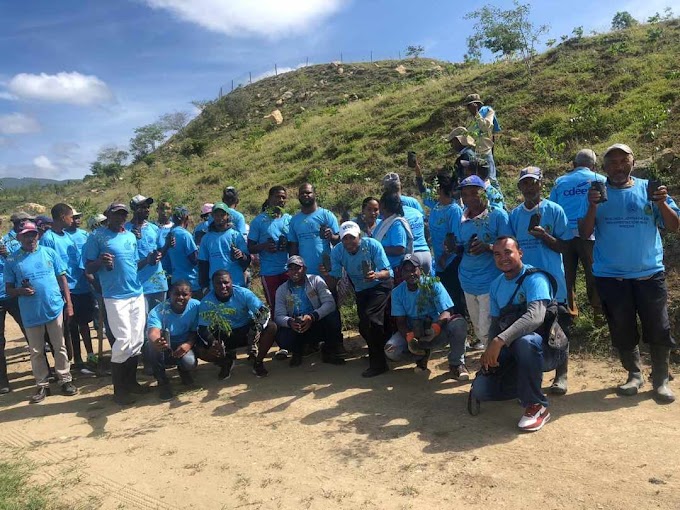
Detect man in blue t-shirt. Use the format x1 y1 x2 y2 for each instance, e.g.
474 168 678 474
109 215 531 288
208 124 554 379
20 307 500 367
144 280 200 400
196 270 277 379
4 221 78 403
193 203 213 245
549 149 605 317
85 202 162 405
155 199 174 279
580 143 679 403
321 221 394 377
222 186 248 236
471 237 567 432
385 255 468 377
166 207 200 298
126 195 170 314
288 183 340 276
198 202 250 289
464 93 500 183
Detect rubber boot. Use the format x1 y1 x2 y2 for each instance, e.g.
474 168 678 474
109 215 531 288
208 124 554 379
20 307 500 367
112 362 136 405
549 356 568 396
126 356 149 395
650 344 675 404
617 347 644 396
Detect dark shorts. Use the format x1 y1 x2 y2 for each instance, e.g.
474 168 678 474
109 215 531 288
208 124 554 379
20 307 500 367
71 293 95 323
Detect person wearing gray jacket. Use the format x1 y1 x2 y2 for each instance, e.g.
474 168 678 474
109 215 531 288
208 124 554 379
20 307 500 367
274 255 346 367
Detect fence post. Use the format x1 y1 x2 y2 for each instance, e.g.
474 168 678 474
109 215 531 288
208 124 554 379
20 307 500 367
340 52 343 63
249 72 252 84
370 50 373 63
219 87 222 98
306 57 309 67
275 64 278 76
231 80 234 92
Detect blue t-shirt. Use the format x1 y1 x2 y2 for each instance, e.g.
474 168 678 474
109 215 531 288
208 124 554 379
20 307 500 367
167 227 199 291
248 212 291 276
403 206 428 252
391 278 454 326
66 227 91 294
4 246 66 327
194 220 210 241
428 201 463 272
227 208 247 236
39 229 82 293
287 208 339 276
490 264 552 317
452 208 512 295
587 178 680 278
401 195 424 214
198 228 249 287
198 286 264 329
125 221 168 294
329 237 393 293
83 228 143 299
485 183 505 211
353 216 382 238
0 236 21 300
549 168 606 236
157 222 174 275
509 199 572 304
377 218 409 269
1 230 18 246
147 298 200 347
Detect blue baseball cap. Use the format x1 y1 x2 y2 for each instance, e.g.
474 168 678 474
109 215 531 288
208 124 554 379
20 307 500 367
458 175 486 189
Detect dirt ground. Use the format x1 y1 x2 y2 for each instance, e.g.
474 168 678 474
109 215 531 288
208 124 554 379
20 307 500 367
1 318 679 510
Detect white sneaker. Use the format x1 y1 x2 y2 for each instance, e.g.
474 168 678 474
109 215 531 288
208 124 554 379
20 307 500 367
518 404 551 432
273 349 289 360
471 341 486 350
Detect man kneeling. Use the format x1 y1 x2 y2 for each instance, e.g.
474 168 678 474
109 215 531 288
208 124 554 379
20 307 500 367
470 237 568 432
196 270 276 379
274 255 346 367
144 280 200 401
384 255 468 375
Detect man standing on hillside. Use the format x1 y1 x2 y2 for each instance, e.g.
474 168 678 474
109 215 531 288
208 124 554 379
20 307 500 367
464 93 500 184
156 199 174 284
222 186 247 236
288 183 340 276
549 149 605 318
580 143 679 403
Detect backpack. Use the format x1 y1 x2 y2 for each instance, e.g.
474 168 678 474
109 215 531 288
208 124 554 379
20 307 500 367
497 268 568 350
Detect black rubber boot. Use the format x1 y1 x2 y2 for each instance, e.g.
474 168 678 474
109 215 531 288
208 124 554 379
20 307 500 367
126 356 149 394
617 347 644 396
112 362 136 405
550 355 568 396
650 344 675 404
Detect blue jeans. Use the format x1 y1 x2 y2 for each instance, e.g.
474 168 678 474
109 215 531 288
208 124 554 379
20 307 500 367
470 333 567 407
143 341 197 383
484 151 497 183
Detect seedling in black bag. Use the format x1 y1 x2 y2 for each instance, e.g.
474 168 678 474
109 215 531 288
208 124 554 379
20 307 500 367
361 259 372 278
407 151 417 168
528 213 541 232
444 232 457 252
647 179 662 202
590 179 608 204
277 236 287 252
322 252 332 272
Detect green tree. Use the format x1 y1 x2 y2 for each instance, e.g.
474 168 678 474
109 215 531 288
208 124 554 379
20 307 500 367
572 26 583 39
129 123 165 161
464 1 549 73
89 146 128 179
158 111 190 133
405 45 425 58
611 11 638 30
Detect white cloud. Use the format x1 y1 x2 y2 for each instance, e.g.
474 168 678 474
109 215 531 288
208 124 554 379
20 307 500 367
142 0 347 38
0 112 41 135
33 155 57 171
0 91 17 101
7 72 115 106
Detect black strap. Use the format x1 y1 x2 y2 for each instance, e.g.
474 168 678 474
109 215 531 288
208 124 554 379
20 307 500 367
503 267 558 309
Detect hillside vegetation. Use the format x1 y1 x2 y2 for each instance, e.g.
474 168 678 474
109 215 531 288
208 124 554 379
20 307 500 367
3 20 680 347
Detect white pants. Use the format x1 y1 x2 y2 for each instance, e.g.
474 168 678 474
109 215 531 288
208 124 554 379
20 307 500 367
105 294 146 363
464 292 491 346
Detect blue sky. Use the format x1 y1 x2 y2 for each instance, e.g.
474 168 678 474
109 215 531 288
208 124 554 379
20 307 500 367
1 0 677 180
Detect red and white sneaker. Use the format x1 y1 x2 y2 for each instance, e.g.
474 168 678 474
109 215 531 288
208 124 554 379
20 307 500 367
518 404 550 432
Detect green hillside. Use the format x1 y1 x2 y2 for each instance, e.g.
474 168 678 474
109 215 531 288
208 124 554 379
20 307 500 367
3 19 680 349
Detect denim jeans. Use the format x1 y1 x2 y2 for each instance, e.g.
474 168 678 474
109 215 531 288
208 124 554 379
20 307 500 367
143 340 197 384
470 333 567 407
384 316 468 366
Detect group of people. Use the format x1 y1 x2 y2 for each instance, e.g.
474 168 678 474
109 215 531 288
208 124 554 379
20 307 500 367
0 93 677 433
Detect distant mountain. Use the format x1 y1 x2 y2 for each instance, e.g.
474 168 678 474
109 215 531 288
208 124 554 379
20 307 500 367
0 177 79 190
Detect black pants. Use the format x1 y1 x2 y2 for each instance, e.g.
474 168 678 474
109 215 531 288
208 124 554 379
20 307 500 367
356 280 393 370
436 256 467 318
0 297 25 383
276 310 343 355
596 272 676 351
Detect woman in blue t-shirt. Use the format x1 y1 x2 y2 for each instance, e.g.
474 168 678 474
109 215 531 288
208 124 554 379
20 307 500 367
354 197 381 238
372 192 413 283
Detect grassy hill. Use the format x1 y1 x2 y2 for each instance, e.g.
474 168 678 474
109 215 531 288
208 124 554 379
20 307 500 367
3 19 680 349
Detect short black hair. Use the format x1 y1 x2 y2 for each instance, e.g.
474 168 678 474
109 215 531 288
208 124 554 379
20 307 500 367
51 203 73 221
170 279 192 293
379 192 404 216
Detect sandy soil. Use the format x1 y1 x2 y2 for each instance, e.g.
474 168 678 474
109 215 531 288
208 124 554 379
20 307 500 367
1 319 679 510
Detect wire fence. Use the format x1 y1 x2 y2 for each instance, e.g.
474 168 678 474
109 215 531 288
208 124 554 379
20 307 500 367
214 48 415 99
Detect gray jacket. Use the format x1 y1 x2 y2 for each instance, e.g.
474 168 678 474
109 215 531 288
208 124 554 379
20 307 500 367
274 274 336 328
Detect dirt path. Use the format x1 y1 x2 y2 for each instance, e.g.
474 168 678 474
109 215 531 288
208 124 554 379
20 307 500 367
1 319 679 510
